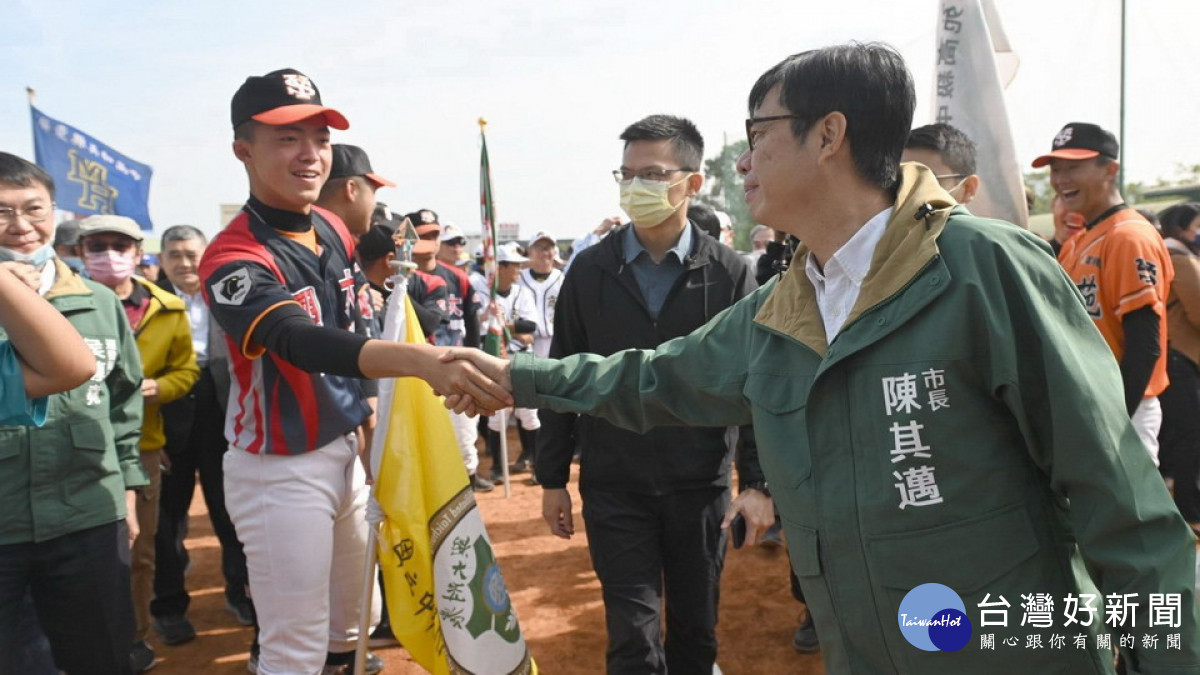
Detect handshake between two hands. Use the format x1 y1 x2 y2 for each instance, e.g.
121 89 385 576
427 348 515 417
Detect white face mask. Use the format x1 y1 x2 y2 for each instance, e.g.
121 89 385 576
0 242 55 269
944 176 968 202
619 176 689 229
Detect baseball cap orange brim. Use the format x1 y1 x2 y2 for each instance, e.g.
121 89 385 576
1031 148 1100 168
252 104 350 130
364 172 396 188
414 223 442 237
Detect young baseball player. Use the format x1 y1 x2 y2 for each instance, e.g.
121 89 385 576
199 68 509 675
482 243 540 480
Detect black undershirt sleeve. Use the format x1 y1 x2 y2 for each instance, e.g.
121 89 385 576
1120 305 1161 417
250 304 369 379
462 285 480 349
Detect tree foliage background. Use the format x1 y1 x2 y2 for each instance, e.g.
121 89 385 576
694 139 754 250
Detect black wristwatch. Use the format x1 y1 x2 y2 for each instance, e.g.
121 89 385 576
741 480 770 497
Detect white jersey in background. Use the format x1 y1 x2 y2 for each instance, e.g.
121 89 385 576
478 281 538 357
519 267 564 358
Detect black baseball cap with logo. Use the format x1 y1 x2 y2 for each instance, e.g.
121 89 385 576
330 145 395 188
231 68 349 130
1031 122 1119 168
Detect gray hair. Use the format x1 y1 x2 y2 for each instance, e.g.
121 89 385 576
160 225 207 245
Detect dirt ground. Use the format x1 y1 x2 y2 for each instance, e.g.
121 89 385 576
145 444 824 674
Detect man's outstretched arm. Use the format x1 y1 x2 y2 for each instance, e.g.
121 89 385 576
440 294 760 429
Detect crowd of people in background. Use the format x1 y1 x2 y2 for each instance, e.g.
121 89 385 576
0 41 1197 675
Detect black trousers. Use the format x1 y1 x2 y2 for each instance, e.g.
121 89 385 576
581 486 729 675
0 521 133 675
1158 349 1200 523
152 366 250 618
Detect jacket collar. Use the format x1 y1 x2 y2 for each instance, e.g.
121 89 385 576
135 277 186 327
1164 237 1194 256
44 258 94 301
623 220 694 265
599 221 715 272
753 162 956 355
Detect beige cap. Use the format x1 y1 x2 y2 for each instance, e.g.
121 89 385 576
77 214 145 242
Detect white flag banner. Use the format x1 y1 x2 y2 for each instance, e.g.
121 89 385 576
933 0 1029 228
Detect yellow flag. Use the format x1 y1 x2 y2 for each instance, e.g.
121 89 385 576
374 292 536 674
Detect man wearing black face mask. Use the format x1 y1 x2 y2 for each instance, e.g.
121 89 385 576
535 114 770 673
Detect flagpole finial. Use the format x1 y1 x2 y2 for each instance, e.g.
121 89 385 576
25 87 36 105
478 117 488 130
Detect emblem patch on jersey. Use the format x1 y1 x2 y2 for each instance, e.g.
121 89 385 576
214 269 252 306
293 286 324 325
1135 257 1158 286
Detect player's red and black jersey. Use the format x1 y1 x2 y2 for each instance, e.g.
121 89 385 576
429 261 478 348
199 203 374 455
407 270 449 343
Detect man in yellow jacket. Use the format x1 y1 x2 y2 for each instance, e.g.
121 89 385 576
77 215 199 673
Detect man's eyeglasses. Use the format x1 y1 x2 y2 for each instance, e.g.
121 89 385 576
745 114 806 151
934 173 967 188
83 239 137 254
0 204 52 225
612 168 693 183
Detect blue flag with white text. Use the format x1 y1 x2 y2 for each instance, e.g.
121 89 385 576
30 106 154 230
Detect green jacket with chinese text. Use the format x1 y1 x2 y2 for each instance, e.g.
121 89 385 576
511 164 1199 674
0 259 148 545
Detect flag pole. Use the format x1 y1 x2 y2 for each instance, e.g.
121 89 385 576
353 524 378 675
479 118 513 498
355 247 417 675
1118 0 1127 193
26 87 36 105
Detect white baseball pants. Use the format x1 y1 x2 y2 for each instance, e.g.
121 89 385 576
224 433 381 675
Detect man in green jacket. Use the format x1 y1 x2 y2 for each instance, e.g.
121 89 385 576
0 152 148 674
444 44 1199 673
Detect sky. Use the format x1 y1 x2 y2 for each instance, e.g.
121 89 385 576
3 0 1198 242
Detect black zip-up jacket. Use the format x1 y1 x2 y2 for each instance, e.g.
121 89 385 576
536 222 764 494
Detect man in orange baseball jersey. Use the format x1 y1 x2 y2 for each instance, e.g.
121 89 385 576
1039 122 1174 463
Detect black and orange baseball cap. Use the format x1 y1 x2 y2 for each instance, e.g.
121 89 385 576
1031 122 1119 168
231 68 349 130
330 145 395 188
404 209 441 238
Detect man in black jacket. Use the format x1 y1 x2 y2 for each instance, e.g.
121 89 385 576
537 114 773 674
152 225 254 647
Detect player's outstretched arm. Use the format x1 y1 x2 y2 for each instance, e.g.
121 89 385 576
0 262 96 398
233 300 513 416
359 341 512 416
